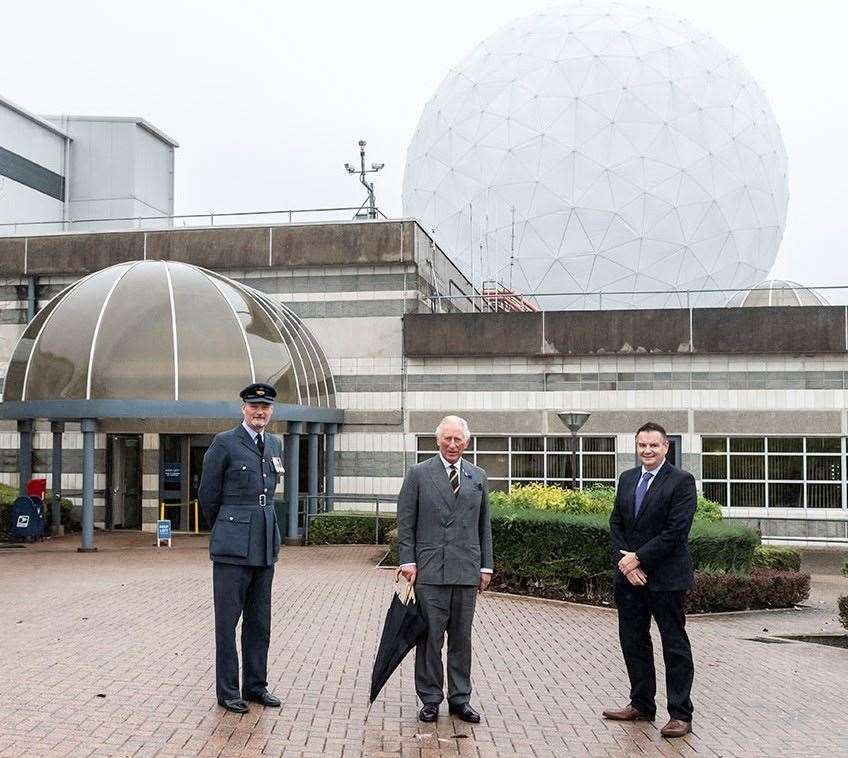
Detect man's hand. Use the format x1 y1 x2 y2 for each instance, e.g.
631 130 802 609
625 567 648 586
618 550 640 574
478 572 492 593
399 564 417 584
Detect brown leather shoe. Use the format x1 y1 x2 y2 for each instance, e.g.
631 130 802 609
602 704 654 721
660 719 691 738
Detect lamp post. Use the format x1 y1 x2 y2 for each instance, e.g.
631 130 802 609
557 411 591 490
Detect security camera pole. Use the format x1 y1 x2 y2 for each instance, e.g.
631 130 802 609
344 139 384 220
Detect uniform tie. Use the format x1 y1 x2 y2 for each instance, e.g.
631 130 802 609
448 464 460 496
256 434 265 457
634 470 654 517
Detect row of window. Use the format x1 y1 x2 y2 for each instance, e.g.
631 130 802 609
416 436 616 491
417 435 848 509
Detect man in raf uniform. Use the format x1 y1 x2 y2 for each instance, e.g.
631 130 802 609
199 382 285 713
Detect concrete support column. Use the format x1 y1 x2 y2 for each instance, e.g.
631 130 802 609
324 423 337 512
307 423 320 515
50 421 65 536
17 419 33 496
78 418 97 553
26 276 36 323
284 422 303 545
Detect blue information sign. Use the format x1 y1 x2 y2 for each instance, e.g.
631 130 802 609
157 519 172 546
164 463 181 482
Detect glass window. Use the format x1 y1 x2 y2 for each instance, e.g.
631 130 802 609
729 455 765 480
512 454 544 479
417 436 437 452
582 454 615 479
768 455 803 481
476 453 509 478
807 438 841 453
702 437 727 453
767 437 802 453
512 437 543 452
807 483 841 508
730 482 765 507
730 438 765 453
546 436 575 452
769 482 803 507
477 436 507 451
703 482 727 506
702 455 727 479
807 456 841 481
582 437 614 452
547 454 575 480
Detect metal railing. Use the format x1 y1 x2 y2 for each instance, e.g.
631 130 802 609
159 499 202 534
0 205 390 237
299 494 396 546
426 284 848 311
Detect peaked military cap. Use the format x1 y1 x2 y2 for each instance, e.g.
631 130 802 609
240 382 277 404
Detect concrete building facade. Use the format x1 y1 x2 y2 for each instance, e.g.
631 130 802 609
0 219 844 544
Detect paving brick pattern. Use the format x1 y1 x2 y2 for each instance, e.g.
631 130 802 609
0 534 846 757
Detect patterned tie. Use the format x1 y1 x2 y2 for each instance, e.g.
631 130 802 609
448 464 460 496
256 434 265 457
634 470 654 517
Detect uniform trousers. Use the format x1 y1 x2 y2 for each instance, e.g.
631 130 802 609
213 562 275 702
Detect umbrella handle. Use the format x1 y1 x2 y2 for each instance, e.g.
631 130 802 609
395 569 416 606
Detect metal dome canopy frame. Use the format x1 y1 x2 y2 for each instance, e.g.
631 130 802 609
724 279 830 308
0 260 342 424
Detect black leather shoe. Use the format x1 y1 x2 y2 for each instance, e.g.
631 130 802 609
448 703 481 723
245 690 282 707
218 698 249 714
418 703 439 722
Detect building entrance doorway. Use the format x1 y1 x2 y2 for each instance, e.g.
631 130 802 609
159 434 212 532
106 434 142 529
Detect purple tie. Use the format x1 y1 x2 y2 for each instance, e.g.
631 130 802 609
634 471 654 517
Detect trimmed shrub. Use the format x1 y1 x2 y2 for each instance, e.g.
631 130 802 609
695 494 723 522
686 569 810 613
688 520 759 574
753 545 802 572
839 596 848 631
307 512 396 545
842 557 848 579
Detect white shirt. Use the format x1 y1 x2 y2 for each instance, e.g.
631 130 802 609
401 454 493 574
242 421 265 449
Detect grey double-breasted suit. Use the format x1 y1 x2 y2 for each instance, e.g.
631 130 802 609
199 424 284 702
397 454 494 706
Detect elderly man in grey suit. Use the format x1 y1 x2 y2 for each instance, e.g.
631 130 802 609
398 415 494 723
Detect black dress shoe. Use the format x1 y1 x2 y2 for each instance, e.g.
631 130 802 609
218 698 249 714
245 690 282 707
448 703 481 723
418 703 439 722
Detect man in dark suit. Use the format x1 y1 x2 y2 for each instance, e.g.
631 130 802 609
603 422 697 738
199 382 285 714
397 415 494 724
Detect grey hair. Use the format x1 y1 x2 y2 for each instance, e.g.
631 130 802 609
435 415 471 442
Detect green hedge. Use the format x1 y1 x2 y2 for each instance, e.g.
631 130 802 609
842 557 848 578
839 596 848 631
752 545 802 572
686 569 810 613
489 483 723 522
307 512 397 545
0 483 78 536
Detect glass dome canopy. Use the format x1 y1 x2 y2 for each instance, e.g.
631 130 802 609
724 279 829 308
4 260 336 411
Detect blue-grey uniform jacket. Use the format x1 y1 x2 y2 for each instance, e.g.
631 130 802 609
198 425 283 567
396 455 494 585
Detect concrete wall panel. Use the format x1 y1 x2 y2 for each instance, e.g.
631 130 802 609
693 410 842 434
404 312 543 357
271 221 412 267
26 232 143 273
146 227 269 268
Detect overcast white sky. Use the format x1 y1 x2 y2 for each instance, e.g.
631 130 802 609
3 0 846 285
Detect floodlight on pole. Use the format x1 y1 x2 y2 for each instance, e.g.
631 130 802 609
557 411 591 489
344 139 385 219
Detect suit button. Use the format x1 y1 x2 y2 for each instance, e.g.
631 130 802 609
241 466 246 470
264 488 267 493
263 473 267 478
229 516 234 521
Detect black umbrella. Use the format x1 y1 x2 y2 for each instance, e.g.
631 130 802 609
368 573 428 709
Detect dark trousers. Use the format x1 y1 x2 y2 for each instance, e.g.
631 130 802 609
213 562 275 702
414 584 477 706
614 583 694 721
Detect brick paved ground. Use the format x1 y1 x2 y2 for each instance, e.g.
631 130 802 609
0 534 846 757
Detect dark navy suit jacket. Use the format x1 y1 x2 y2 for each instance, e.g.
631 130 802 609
199 425 283 566
608 462 697 592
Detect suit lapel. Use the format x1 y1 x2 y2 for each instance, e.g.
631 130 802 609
633 463 673 523
236 425 261 458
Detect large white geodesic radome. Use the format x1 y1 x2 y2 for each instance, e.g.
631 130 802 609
402 3 789 308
